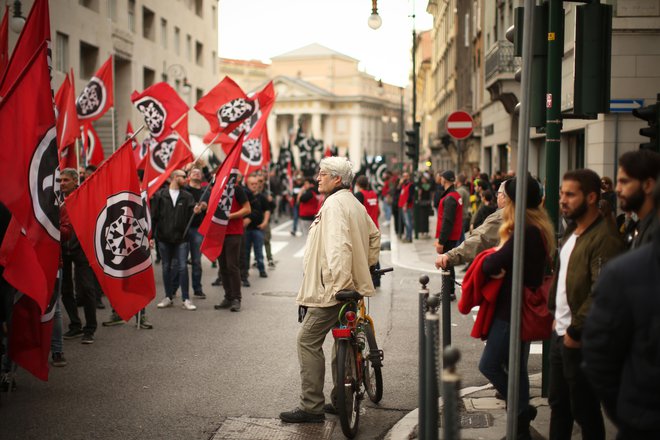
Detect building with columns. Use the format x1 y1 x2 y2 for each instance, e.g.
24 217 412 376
222 43 405 171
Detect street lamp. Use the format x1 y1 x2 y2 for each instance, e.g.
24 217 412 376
10 0 26 33
162 63 191 94
368 0 382 30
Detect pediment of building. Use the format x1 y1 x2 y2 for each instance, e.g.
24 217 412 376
266 76 335 101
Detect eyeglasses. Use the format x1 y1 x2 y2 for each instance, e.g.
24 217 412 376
318 172 331 178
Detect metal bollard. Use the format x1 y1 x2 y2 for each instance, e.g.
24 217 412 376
440 269 452 348
425 294 441 440
442 346 462 440
418 275 430 440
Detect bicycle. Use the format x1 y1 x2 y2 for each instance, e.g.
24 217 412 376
332 267 393 438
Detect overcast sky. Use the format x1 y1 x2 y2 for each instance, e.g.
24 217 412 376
218 0 433 88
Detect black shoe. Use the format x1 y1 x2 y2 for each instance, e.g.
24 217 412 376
51 352 68 367
230 300 241 312
268 260 275 268
323 403 337 415
242 279 250 288
193 291 207 299
214 299 232 310
279 407 325 424
63 329 84 339
259 271 268 278
211 278 222 286
138 315 154 330
290 231 296 236
81 333 95 344
102 312 125 327
96 300 106 310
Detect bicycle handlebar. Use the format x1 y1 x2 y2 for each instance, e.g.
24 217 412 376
371 267 393 276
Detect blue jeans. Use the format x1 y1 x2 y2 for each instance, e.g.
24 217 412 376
51 297 63 354
244 229 265 273
402 208 413 241
187 227 203 293
479 318 531 414
158 241 190 300
383 201 392 222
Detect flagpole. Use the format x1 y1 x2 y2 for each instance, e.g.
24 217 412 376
127 124 146 141
111 55 116 153
172 129 222 164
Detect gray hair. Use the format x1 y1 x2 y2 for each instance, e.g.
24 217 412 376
319 157 354 186
60 168 79 183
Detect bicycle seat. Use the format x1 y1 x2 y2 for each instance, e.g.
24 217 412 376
335 290 363 302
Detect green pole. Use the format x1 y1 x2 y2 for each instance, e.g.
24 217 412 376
542 0 563 397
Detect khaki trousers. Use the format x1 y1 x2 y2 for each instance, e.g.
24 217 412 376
297 304 343 414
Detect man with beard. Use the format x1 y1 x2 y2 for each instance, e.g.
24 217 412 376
616 150 660 249
547 169 625 440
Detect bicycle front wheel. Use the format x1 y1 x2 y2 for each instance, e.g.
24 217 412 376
363 325 383 403
336 339 360 438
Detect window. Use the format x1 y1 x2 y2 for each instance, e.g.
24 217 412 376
195 0 203 17
107 0 116 21
195 41 203 66
186 34 192 61
174 27 181 55
142 7 155 41
143 66 156 89
211 5 216 29
80 41 99 79
79 0 99 12
128 0 135 32
211 50 216 74
196 88 204 103
55 32 69 72
161 18 168 48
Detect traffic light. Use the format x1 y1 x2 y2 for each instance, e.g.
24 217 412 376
574 2 612 116
405 122 420 161
633 98 660 152
506 4 550 128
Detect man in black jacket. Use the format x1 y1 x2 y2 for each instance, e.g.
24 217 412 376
582 182 660 440
151 169 201 311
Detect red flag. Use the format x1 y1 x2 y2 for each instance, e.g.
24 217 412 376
64 140 156 321
0 43 60 312
324 146 333 157
81 122 105 166
199 133 244 261
76 55 113 122
206 81 275 145
0 0 50 95
55 75 80 151
0 6 8 77
195 76 255 141
9 290 58 381
142 115 194 199
131 82 189 142
59 144 78 170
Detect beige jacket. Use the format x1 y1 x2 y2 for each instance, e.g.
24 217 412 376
296 189 381 307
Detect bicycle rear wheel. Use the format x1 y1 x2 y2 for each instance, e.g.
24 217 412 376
336 339 360 438
362 325 383 403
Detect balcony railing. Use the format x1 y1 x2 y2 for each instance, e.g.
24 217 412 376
485 40 521 82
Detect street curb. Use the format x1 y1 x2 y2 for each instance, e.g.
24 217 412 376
384 383 494 440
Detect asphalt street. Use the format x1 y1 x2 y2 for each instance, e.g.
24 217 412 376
1 217 541 439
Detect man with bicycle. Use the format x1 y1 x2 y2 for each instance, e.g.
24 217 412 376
280 157 381 424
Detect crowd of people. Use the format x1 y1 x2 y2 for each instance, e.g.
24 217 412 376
2 147 660 439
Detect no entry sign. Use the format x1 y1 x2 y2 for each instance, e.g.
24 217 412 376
446 111 474 140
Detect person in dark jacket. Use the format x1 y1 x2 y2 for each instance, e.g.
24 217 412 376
582 182 660 440
471 189 497 231
548 169 625 440
435 170 463 300
151 169 201 311
615 149 660 249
